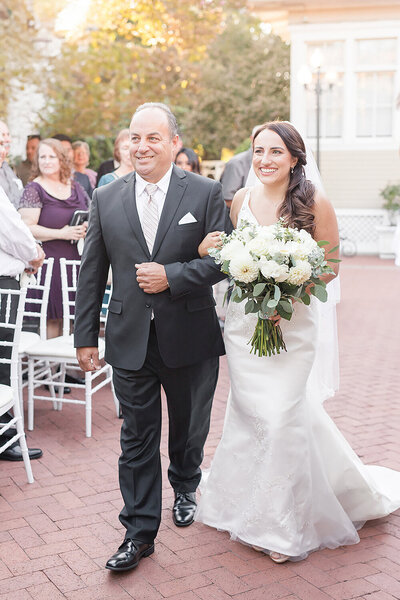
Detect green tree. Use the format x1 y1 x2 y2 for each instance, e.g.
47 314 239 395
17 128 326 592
37 2 290 158
181 13 290 158
0 1 39 109
39 0 242 137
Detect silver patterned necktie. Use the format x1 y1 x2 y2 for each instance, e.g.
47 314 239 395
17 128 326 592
142 183 159 253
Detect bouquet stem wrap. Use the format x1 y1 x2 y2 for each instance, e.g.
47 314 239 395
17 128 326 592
249 317 287 357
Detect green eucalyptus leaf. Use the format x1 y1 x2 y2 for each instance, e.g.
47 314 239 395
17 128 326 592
274 285 281 301
302 293 311 305
267 298 278 308
245 299 256 314
253 282 266 297
312 285 328 302
261 293 271 313
231 288 242 303
328 244 339 254
280 299 293 313
318 240 330 247
327 258 341 263
276 303 292 321
222 260 230 272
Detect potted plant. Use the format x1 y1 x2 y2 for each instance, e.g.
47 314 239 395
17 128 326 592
376 183 400 258
380 183 400 225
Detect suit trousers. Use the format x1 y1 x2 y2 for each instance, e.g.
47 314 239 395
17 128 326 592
112 320 219 543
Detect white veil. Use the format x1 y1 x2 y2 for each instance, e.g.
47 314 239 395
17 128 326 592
245 133 340 404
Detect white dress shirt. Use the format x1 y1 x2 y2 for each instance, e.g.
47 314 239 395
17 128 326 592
135 165 173 228
0 185 38 277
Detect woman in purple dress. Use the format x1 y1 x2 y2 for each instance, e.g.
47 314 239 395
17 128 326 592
19 138 89 338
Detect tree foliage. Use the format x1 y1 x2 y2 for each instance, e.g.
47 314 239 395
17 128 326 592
0 0 39 109
40 0 241 137
181 13 290 157
34 1 289 158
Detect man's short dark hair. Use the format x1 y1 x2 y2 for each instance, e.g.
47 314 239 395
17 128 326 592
53 133 72 144
27 134 41 141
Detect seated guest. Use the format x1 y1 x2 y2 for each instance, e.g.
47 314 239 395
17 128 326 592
16 134 41 186
175 147 201 174
0 120 23 209
97 129 134 187
53 134 93 198
0 183 45 461
72 140 97 188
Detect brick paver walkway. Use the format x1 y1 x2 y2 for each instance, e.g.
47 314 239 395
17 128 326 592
1 256 400 600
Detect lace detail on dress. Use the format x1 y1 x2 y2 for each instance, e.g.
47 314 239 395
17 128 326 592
19 182 43 208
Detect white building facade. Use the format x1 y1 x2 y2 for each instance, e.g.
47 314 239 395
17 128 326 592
290 20 400 210
250 0 400 253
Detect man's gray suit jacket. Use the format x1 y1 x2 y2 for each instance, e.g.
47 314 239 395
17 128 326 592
74 166 231 371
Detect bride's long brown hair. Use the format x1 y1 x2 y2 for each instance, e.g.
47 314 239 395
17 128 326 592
253 121 316 235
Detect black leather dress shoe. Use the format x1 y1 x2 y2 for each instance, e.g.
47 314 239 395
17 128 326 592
65 373 85 385
44 384 71 394
173 491 197 527
105 539 154 572
0 443 43 461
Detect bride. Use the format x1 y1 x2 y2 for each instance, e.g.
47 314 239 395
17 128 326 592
195 121 400 563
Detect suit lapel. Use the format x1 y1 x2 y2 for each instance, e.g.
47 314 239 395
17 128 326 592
151 166 187 260
121 172 150 258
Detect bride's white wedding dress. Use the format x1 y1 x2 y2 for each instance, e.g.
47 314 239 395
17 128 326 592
196 191 400 560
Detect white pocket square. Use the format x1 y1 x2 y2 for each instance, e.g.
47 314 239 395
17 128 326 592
178 212 197 225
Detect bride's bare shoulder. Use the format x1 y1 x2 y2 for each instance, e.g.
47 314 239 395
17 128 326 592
230 187 249 227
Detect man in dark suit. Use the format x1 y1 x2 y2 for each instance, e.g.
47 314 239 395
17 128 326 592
74 103 230 572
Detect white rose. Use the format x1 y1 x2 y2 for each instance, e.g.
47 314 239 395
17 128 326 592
298 230 317 253
287 241 309 261
220 239 245 261
258 225 275 241
259 258 289 282
239 226 254 243
286 260 312 286
247 235 269 257
296 229 313 243
229 252 259 283
268 240 291 258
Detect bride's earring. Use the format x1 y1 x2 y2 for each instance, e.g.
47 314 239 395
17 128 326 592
290 167 294 174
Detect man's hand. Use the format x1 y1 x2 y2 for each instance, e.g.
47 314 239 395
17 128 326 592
27 244 45 274
135 262 169 294
77 347 101 371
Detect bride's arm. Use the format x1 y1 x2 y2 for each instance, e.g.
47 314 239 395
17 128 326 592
312 191 340 284
198 188 248 257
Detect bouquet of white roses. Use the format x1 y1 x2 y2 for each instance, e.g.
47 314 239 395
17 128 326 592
209 219 339 357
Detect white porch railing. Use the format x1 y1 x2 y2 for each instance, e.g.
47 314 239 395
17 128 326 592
336 209 387 255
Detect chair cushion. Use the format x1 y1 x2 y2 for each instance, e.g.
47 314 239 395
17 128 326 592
19 331 40 354
24 335 105 359
0 385 13 410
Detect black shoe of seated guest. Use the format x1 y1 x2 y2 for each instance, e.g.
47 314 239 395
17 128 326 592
65 373 85 385
44 384 71 394
0 441 43 461
172 491 197 527
105 539 154 571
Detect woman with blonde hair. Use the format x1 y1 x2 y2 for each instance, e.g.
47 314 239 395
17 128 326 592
97 129 134 187
72 140 97 188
